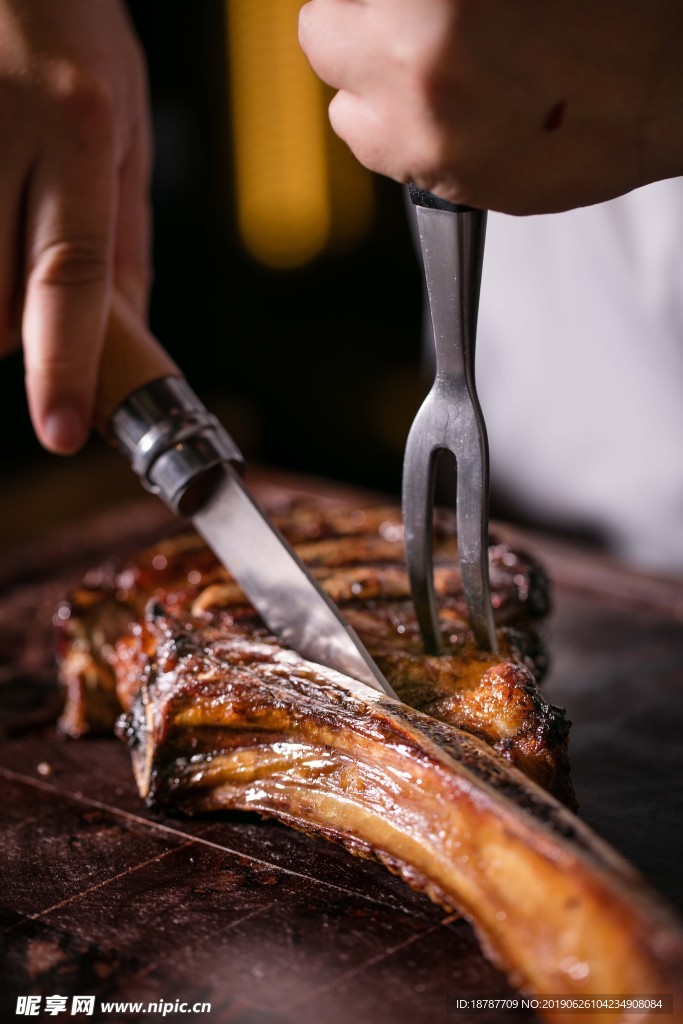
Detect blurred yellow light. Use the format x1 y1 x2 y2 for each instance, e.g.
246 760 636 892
228 0 330 268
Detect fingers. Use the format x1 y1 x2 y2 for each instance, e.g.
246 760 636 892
327 90 394 176
299 0 406 177
299 0 449 187
114 106 153 317
22 107 116 455
299 0 375 92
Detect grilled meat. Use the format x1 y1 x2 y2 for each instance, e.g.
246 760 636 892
56 504 683 1017
57 505 568 802
119 601 683 1018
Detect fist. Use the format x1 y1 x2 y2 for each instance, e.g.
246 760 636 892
299 0 683 214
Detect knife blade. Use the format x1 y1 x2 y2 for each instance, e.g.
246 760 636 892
193 463 396 694
98 296 397 699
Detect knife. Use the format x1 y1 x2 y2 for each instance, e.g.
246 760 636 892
97 295 397 699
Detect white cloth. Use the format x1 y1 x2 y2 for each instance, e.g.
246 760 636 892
475 179 683 572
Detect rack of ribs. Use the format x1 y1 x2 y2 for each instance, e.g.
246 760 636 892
56 504 683 1020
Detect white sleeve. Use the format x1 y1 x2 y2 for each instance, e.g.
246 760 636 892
473 179 683 572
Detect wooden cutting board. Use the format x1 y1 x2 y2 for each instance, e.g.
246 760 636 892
1 480 681 1024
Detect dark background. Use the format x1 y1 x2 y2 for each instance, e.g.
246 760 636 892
2 1 427 544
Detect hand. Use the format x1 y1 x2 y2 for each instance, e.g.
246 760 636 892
299 0 683 215
0 0 151 453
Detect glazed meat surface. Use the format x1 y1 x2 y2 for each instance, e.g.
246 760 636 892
56 504 683 1020
58 505 570 802
121 604 682 1019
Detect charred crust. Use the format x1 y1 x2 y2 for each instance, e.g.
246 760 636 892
55 501 683 1009
57 504 566 797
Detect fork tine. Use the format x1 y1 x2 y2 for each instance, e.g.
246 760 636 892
453 414 498 651
402 396 442 655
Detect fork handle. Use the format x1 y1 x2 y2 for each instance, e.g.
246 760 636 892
404 186 497 654
409 189 487 386
408 183 477 215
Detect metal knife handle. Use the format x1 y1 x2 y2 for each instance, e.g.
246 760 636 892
109 376 244 515
97 294 244 515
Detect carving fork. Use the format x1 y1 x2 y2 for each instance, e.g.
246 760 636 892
403 185 497 654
